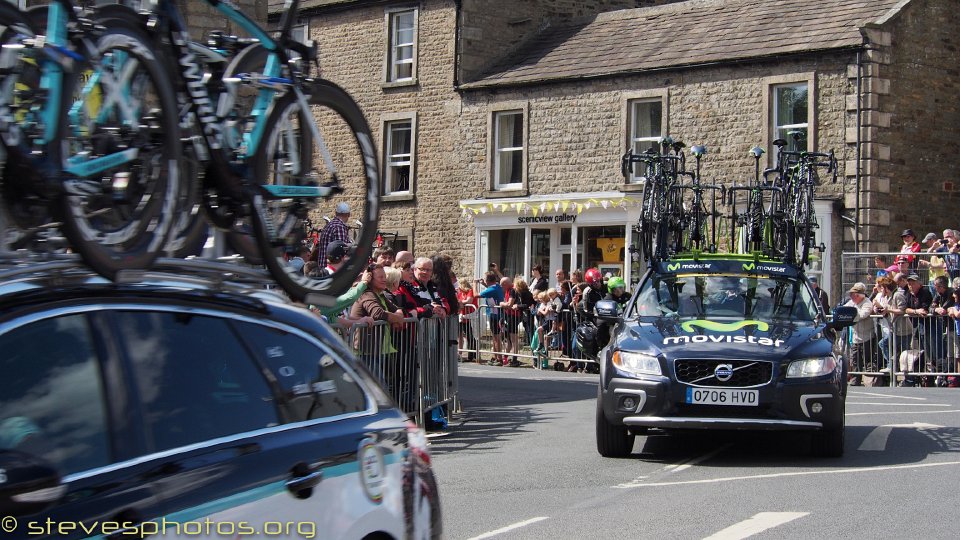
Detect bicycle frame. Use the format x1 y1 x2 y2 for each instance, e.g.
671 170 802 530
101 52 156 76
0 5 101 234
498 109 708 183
145 0 334 202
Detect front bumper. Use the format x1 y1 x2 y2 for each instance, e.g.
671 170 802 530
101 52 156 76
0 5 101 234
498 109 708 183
601 373 843 432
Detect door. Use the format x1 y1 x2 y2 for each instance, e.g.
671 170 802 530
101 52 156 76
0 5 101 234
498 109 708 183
0 313 162 539
112 310 410 540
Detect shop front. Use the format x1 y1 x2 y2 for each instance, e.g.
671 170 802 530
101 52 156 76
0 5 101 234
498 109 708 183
459 192 644 287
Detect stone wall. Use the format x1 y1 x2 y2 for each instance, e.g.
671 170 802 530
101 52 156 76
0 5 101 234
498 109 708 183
454 54 854 278
300 0 476 270
867 0 960 251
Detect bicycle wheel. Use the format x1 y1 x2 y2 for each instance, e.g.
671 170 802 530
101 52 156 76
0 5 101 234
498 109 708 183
58 23 181 278
218 43 313 264
250 79 380 303
796 186 814 267
91 3 207 260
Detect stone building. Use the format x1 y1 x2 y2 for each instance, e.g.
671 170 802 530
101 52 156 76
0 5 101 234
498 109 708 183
272 0 959 301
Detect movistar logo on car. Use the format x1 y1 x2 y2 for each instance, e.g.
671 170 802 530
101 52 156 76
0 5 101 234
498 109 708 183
664 319 784 347
666 262 712 272
680 320 769 332
742 262 787 273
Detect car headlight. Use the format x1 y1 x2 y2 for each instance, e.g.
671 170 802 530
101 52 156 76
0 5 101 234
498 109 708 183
612 350 661 376
786 356 838 378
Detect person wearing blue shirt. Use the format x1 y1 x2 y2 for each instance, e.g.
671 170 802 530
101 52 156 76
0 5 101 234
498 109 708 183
476 271 504 365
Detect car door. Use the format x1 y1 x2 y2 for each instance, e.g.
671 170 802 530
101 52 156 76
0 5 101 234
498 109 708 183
235 319 413 540
110 308 408 540
0 311 163 539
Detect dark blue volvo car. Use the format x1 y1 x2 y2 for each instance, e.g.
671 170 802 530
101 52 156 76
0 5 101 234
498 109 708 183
596 257 856 458
0 256 441 539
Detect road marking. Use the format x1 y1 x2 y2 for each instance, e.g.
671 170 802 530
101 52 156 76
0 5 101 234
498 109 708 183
617 445 731 488
849 391 928 400
845 402 951 406
467 517 549 540
672 444 731 474
847 408 960 417
614 460 960 488
858 422 943 451
703 512 808 540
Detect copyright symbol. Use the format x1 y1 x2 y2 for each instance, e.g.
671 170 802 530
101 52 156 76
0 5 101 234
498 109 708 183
1 516 16 532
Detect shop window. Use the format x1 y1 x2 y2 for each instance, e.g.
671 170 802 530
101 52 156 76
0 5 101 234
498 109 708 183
385 8 417 84
486 229 525 279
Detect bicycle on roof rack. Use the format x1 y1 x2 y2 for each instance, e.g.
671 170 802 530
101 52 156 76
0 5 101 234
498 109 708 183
620 133 836 270
0 0 181 273
671 144 725 255
621 136 690 262
93 0 381 304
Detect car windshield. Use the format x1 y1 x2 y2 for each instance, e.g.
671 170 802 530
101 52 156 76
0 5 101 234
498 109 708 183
630 273 821 322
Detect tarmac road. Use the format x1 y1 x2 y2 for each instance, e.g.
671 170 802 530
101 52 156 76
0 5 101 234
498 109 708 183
430 364 960 539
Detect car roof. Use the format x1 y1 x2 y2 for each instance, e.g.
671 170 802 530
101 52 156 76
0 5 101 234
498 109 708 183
0 253 325 331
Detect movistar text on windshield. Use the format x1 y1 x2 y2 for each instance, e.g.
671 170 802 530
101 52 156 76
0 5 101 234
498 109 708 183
664 335 784 347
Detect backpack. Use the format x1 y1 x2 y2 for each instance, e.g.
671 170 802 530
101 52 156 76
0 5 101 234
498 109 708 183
576 320 599 359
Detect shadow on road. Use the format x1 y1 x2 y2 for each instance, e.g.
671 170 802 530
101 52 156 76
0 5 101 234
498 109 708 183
626 424 960 468
427 373 597 456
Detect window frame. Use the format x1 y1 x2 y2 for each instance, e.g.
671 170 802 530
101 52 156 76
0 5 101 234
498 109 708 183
381 112 417 201
622 90 668 187
488 103 528 195
383 6 418 87
762 74 816 164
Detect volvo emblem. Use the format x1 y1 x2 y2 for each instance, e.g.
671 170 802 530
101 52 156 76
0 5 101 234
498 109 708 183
714 364 734 382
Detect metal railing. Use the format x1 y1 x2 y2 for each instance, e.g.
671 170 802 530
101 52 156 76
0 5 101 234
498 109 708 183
460 304 597 370
836 313 960 387
335 315 459 427
841 251 960 297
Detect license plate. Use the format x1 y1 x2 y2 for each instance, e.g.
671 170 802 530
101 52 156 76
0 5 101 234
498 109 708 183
686 387 758 406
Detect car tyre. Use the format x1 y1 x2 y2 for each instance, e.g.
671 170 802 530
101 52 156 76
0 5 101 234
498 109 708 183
810 404 845 457
596 388 635 458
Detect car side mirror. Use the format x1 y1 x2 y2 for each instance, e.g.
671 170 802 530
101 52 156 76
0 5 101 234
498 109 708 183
828 306 858 329
595 300 622 323
0 450 66 517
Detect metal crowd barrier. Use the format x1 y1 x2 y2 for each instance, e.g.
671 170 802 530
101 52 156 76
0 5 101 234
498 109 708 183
838 313 960 387
841 251 960 300
336 315 459 427
461 304 597 370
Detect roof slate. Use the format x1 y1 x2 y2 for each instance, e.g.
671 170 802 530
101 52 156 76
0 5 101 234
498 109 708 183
463 0 908 88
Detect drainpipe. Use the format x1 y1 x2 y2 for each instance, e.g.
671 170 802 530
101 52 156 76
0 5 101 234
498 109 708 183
854 49 862 252
453 0 462 89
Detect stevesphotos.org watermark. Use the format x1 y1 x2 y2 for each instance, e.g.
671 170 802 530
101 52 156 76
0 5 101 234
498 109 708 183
1 516 318 538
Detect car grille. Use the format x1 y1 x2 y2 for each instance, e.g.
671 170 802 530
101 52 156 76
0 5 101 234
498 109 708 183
674 359 773 387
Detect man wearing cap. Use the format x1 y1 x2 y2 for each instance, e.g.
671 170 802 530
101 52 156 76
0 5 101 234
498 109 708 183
316 202 352 265
309 240 352 278
844 282 879 385
899 229 921 270
903 273 934 385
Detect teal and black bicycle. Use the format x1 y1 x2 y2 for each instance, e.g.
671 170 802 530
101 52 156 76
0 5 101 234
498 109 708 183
95 0 380 303
0 0 181 274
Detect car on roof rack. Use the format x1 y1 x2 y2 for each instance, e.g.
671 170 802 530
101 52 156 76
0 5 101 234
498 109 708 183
595 254 858 458
0 254 441 539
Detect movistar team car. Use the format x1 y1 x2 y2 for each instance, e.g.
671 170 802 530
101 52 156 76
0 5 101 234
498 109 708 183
595 256 856 458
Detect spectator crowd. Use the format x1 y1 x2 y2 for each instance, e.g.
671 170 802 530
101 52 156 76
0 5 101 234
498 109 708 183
843 228 960 387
